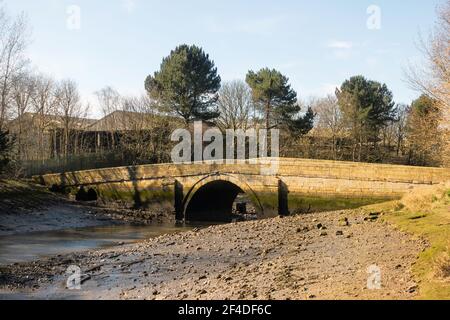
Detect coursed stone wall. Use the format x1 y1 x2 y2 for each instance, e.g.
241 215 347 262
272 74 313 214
36 158 450 217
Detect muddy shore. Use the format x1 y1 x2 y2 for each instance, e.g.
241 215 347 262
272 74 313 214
0 201 175 237
0 204 123 237
0 181 115 236
0 206 427 300
0 179 175 237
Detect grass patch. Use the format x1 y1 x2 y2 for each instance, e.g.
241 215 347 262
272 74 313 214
97 185 174 208
382 184 450 300
253 192 388 216
434 252 450 281
288 194 388 213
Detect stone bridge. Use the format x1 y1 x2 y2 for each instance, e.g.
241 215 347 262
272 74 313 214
35 158 450 222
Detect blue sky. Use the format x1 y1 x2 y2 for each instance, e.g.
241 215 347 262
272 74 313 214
4 0 444 118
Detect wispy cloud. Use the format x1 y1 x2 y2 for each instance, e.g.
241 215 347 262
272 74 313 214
326 40 358 60
327 40 353 49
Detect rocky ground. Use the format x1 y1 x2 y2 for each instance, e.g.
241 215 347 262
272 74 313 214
0 207 427 300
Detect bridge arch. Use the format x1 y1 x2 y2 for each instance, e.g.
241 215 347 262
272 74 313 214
182 173 264 222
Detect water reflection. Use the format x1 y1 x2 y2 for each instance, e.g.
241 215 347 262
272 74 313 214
0 222 210 266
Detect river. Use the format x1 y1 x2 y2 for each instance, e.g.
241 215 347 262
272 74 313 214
0 222 207 265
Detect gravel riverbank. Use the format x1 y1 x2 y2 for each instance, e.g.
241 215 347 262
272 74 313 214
0 207 426 300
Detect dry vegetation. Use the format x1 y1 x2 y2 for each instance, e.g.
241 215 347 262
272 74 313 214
382 182 450 299
406 2 450 167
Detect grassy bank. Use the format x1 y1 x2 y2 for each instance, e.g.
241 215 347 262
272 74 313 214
0 179 58 212
0 179 50 197
377 184 450 299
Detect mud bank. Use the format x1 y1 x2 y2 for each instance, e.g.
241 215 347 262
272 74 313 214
0 207 427 300
0 180 118 236
0 179 177 237
0 204 122 237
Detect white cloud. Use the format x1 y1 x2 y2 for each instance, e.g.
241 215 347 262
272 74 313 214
327 40 353 49
326 40 358 60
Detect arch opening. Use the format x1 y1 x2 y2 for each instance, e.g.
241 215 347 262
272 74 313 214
75 187 98 202
184 180 257 222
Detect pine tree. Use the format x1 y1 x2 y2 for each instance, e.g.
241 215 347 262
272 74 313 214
145 44 221 124
336 75 396 161
246 68 314 134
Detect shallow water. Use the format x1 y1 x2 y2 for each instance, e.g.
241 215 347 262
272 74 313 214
0 223 205 265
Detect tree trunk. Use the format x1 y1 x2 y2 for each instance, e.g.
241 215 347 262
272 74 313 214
265 101 271 130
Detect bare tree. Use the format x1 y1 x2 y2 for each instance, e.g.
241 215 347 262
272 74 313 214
405 3 449 166
54 79 89 157
392 104 409 156
121 95 154 130
406 96 442 166
10 71 35 159
95 86 121 128
217 80 254 131
0 7 29 130
32 73 57 160
311 94 345 160
119 94 176 164
95 86 122 149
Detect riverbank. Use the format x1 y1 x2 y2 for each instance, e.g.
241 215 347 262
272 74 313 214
0 180 117 236
1 179 448 300
0 180 176 237
0 204 122 237
0 179 59 214
381 183 450 299
0 205 427 300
